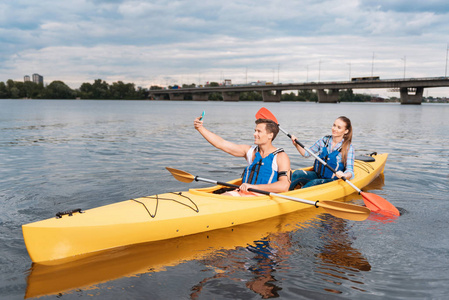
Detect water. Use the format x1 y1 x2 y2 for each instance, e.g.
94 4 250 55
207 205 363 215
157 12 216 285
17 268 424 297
1 100 448 299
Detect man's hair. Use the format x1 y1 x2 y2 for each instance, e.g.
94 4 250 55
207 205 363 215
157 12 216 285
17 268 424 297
255 118 279 141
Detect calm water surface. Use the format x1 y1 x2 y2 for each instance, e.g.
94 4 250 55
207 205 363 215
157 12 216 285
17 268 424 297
0 100 448 299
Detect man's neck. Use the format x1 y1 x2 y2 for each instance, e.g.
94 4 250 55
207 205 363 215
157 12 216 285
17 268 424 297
257 142 275 157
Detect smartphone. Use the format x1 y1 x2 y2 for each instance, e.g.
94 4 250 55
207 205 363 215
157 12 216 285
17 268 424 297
200 111 205 121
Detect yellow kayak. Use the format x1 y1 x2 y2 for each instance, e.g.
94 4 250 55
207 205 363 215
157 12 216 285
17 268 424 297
22 153 388 264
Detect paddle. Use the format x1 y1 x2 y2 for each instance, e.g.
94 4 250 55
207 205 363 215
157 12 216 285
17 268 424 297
166 167 370 222
256 107 400 216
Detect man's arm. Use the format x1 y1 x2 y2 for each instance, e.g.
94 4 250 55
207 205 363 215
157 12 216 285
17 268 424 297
194 117 250 157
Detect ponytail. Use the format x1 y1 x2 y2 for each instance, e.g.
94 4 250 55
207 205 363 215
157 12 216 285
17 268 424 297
338 116 352 167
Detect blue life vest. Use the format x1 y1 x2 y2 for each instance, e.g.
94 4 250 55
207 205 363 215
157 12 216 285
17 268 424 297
313 136 344 179
242 146 284 184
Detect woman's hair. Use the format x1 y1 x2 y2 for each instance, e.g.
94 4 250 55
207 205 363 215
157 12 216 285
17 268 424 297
337 116 352 166
256 119 279 141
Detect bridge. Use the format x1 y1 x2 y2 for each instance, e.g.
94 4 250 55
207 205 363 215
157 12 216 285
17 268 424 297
149 77 449 104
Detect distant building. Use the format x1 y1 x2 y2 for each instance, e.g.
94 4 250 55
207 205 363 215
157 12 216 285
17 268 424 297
32 73 44 84
24 75 30 82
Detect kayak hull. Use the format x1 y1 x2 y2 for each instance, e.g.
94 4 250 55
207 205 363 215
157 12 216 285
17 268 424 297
22 153 388 264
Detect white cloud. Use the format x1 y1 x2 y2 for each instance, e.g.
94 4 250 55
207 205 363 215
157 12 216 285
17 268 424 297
0 0 448 97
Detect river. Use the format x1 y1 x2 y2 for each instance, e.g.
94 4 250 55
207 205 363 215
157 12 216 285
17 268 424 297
0 100 448 299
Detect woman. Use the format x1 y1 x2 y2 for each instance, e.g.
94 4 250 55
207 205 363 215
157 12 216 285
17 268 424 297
289 116 354 189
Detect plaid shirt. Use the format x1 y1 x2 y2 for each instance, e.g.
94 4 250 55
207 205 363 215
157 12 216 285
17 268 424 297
304 136 355 179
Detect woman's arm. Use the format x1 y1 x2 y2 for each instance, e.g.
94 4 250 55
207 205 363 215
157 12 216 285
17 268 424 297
291 135 323 158
290 135 306 156
336 144 355 179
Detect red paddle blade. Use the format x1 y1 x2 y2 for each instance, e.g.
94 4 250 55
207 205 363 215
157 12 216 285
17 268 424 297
361 191 400 216
256 107 278 124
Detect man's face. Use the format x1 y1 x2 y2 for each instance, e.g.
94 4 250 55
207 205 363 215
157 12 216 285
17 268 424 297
253 123 273 145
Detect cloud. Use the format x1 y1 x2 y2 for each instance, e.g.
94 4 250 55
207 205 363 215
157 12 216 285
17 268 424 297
361 0 449 13
0 0 448 96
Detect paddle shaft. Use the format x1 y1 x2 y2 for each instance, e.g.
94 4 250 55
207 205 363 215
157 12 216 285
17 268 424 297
166 167 370 221
278 126 363 194
195 176 318 206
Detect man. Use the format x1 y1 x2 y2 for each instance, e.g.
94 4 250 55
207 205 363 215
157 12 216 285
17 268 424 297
194 115 290 195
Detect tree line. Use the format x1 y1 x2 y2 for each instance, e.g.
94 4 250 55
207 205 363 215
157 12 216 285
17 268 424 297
0 79 149 100
166 83 374 102
0 78 382 102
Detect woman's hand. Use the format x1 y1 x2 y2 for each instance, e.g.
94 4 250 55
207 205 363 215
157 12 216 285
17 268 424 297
290 134 306 156
291 134 298 146
335 171 351 179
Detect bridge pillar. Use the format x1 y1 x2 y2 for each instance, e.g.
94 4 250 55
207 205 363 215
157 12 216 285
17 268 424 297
222 91 240 101
168 93 185 100
192 93 209 101
317 89 339 103
400 87 423 105
262 90 281 102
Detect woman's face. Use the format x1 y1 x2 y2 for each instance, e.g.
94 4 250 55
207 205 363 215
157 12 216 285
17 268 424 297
332 118 349 139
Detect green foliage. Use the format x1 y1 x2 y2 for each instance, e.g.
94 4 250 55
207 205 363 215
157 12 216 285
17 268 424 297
298 90 318 102
182 83 196 88
339 89 355 102
0 78 148 100
44 81 76 99
23 81 45 98
240 91 263 101
1 79 405 102
281 90 318 102
0 80 44 99
0 82 7 98
339 89 371 102
208 92 223 100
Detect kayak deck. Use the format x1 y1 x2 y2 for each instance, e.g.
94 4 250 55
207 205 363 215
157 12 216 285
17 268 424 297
22 153 388 264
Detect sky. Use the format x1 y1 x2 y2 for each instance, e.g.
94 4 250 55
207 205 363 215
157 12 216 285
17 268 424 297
1 0 449 97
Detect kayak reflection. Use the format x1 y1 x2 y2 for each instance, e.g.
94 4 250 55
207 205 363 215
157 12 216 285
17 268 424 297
188 216 372 299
